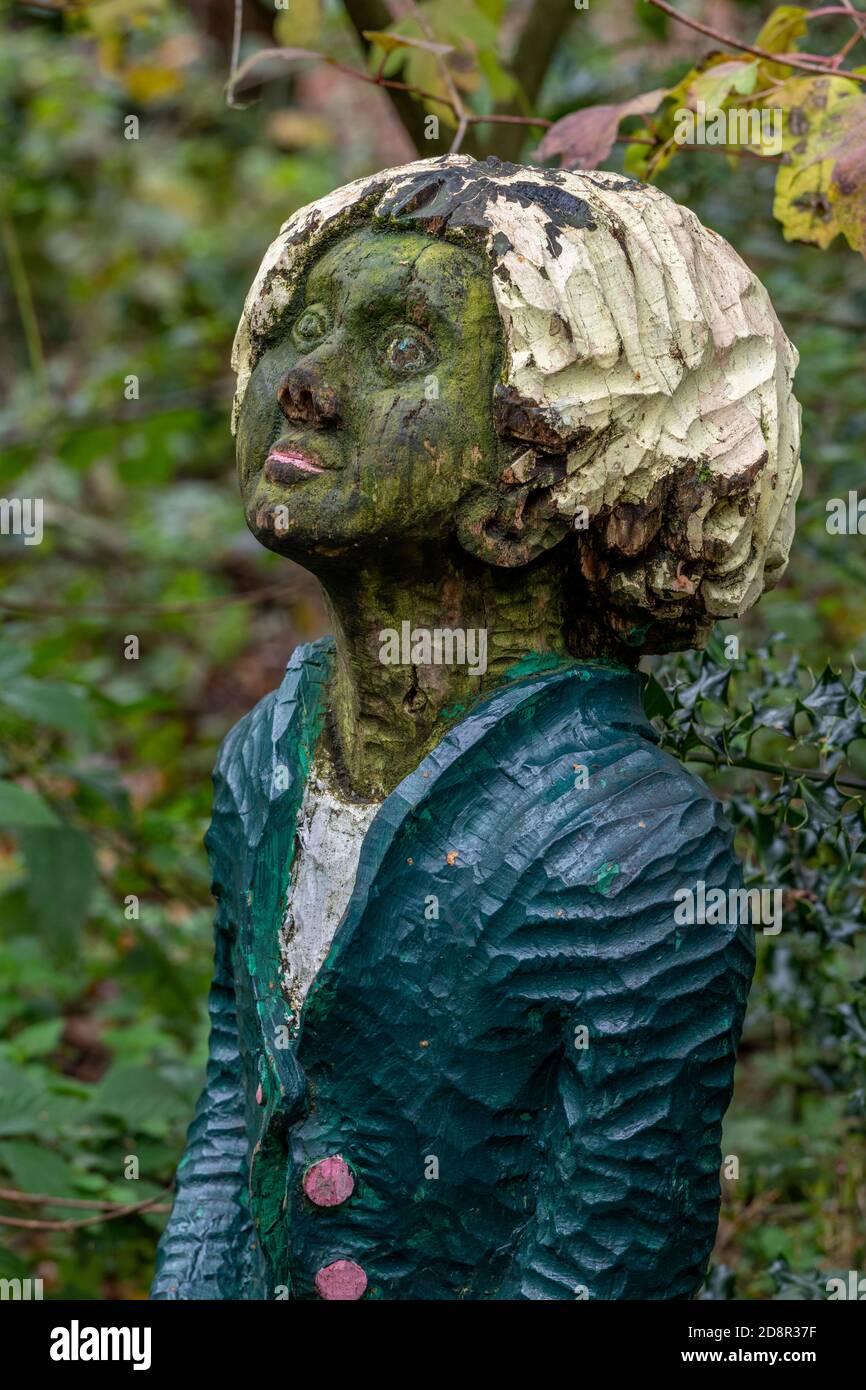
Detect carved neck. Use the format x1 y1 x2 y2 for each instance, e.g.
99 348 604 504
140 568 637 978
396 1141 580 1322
316 543 569 800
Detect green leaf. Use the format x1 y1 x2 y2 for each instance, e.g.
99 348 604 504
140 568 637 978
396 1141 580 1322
0 1061 82 1138
473 0 504 21
1 677 98 735
0 646 30 683
0 781 58 828
19 827 97 947
635 0 668 40
6 1018 64 1062
476 48 520 105
0 1246 31 1279
686 60 759 111
90 1065 192 1132
0 1138 75 1198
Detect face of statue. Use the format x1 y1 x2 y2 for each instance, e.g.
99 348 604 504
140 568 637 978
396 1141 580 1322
236 228 507 563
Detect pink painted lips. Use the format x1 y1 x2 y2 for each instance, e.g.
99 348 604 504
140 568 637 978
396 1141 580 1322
264 445 326 483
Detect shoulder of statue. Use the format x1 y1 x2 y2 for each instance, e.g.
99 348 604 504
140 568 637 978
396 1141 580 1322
211 637 335 788
484 660 734 876
204 638 335 882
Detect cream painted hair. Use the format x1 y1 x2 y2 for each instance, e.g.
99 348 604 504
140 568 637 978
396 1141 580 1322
232 155 801 651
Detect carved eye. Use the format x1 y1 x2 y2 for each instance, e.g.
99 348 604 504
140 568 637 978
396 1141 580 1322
292 305 330 349
384 328 434 375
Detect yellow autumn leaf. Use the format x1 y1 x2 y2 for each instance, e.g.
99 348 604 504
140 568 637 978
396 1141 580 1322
124 64 184 104
774 156 840 248
78 0 166 36
755 5 809 52
830 171 866 256
274 0 324 51
827 101 866 258
771 76 863 248
773 75 861 153
265 109 333 151
95 31 123 78
754 4 810 82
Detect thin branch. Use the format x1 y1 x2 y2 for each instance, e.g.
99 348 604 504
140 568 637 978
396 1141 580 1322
230 47 449 113
341 0 445 153
402 0 469 152
832 0 866 64
229 0 244 93
342 0 566 157
677 747 866 793
470 112 551 129
0 1185 171 1213
450 115 469 154
229 4 855 174
0 1188 173 1231
647 0 866 84
228 52 785 158
618 133 781 163
809 4 866 18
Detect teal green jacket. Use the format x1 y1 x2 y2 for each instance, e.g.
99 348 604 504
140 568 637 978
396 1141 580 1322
152 639 753 1300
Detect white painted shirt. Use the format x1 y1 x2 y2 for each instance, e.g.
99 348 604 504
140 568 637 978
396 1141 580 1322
280 755 380 1033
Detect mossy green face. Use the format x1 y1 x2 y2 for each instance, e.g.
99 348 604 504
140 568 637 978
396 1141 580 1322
236 228 505 561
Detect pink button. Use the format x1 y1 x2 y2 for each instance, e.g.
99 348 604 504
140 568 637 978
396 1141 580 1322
303 1155 355 1207
314 1259 367 1301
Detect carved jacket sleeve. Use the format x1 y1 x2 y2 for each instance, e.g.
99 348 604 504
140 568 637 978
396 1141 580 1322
496 784 754 1301
151 714 266 1300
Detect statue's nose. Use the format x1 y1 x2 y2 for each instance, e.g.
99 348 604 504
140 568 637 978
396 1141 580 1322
277 362 341 428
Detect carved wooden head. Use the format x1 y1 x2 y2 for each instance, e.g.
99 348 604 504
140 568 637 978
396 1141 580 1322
233 155 801 656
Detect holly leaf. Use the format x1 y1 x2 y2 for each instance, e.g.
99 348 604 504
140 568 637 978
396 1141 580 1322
644 673 674 721
534 89 666 171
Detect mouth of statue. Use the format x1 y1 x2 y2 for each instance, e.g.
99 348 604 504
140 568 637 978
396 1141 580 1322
265 444 327 483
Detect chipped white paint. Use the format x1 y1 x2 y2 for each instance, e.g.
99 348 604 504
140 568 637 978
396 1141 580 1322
233 156 801 642
280 754 380 1030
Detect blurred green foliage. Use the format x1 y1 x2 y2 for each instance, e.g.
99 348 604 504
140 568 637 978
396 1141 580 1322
0 0 864 1299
